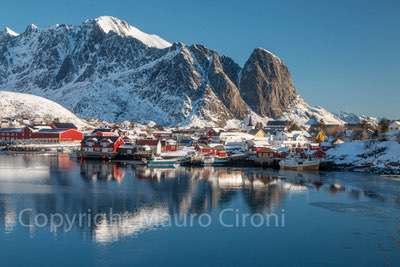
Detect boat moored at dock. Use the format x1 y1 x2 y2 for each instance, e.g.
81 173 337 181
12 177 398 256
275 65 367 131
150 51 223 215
147 157 180 168
279 157 320 171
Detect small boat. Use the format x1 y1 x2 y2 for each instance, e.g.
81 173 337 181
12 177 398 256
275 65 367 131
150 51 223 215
202 155 215 166
279 157 320 171
201 155 229 166
147 156 179 168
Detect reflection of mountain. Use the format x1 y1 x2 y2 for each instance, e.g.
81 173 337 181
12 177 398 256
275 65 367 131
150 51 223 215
94 206 169 244
0 154 360 244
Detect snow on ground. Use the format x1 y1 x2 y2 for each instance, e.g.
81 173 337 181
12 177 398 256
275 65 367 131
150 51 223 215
0 91 86 127
326 141 400 172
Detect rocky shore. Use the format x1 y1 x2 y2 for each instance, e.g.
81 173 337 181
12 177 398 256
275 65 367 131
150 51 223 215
325 140 400 175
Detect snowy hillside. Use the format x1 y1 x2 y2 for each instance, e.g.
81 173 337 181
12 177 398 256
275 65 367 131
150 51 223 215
284 96 344 125
326 141 400 174
0 16 341 127
336 111 378 126
0 91 85 127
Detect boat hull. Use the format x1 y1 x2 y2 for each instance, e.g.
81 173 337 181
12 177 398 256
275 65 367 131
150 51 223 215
279 159 320 171
147 159 179 168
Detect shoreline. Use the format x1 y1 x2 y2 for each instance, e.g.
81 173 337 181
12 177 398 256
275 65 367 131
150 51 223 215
2 151 398 176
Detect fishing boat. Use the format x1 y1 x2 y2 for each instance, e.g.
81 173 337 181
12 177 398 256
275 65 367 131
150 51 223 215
201 155 229 166
147 141 179 168
147 156 179 168
279 157 320 171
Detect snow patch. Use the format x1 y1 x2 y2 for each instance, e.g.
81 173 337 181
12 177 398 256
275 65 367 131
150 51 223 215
94 16 171 49
3 27 19 37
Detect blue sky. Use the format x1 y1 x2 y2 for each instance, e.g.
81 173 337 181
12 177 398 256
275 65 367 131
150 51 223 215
1 0 399 118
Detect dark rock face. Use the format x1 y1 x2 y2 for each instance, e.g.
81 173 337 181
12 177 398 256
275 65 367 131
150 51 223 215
189 45 249 119
239 48 297 118
0 17 302 126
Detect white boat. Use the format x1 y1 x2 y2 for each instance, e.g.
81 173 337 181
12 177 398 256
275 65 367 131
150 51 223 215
202 155 228 166
202 156 215 166
279 157 320 171
147 156 179 168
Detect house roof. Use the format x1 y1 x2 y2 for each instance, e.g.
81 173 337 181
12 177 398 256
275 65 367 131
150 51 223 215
83 136 120 142
93 128 114 132
37 129 68 133
52 123 77 129
266 120 289 126
248 128 265 135
0 128 23 133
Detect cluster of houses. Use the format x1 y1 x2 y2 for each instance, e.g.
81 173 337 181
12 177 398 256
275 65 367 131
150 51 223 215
2 115 400 164
0 123 83 143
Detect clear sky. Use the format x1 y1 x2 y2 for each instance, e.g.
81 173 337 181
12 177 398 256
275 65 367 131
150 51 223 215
1 0 399 119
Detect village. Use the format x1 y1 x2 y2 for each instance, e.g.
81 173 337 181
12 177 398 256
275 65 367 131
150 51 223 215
1 116 400 173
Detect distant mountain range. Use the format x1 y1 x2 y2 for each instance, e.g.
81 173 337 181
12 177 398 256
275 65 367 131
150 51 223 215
0 16 344 126
335 111 378 126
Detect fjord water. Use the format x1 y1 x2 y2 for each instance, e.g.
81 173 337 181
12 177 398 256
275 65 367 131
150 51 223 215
0 154 399 266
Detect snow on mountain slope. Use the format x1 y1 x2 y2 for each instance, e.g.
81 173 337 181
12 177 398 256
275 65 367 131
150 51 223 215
0 91 85 127
2 27 19 37
336 111 378 126
0 16 341 127
283 96 344 125
94 16 171 49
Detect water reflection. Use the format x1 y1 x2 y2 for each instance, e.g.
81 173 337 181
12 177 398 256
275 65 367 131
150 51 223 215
0 154 399 245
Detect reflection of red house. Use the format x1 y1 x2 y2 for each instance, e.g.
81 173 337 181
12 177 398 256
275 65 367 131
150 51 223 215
32 129 84 142
58 154 74 169
112 165 125 183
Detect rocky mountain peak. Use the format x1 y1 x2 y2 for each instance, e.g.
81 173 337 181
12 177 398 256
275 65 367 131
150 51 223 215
24 24 38 34
239 48 297 118
0 16 342 126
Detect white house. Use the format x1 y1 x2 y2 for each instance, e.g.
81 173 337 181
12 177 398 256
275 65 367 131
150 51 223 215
270 130 312 147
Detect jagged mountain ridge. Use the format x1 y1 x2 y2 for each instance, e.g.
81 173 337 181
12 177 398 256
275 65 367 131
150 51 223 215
0 16 343 126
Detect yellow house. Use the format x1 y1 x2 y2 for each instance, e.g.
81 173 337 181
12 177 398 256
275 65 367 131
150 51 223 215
315 130 327 143
249 128 266 138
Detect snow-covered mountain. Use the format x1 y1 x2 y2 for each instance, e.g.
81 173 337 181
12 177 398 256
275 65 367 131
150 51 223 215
0 16 342 126
0 91 85 127
336 111 378 126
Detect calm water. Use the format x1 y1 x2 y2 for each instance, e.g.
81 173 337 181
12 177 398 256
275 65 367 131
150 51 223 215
0 154 399 266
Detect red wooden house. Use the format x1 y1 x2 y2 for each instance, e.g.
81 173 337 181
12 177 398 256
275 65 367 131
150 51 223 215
0 127 33 141
81 136 125 159
32 129 84 142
